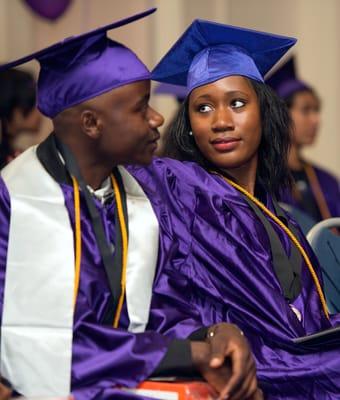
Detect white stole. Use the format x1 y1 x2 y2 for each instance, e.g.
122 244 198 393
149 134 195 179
0 147 159 396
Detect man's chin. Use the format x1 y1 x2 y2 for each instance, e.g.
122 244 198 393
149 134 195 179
127 155 154 166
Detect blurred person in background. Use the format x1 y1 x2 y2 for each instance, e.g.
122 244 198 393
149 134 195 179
0 68 42 167
267 57 340 224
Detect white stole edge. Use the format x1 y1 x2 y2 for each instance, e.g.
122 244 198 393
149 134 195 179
0 147 74 397
118 167 159 333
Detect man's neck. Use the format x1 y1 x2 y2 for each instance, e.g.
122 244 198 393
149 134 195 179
78 159 114 190
55 134 115 190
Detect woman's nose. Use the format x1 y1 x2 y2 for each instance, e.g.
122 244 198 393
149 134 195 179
211 108 234 132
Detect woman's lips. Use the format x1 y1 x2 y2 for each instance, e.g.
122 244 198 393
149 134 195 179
211 137 241 152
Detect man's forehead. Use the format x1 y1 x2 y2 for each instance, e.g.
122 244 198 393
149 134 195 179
109 80 151 102
82 80 150 110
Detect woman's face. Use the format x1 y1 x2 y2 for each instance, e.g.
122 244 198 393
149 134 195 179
188 76 262 172
11 107 42 135
289 90 320 147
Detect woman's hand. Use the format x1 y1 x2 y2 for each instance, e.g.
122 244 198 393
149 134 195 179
191 322 257 399
206 323 257 400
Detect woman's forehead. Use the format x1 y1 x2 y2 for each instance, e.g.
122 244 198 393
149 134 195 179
189 76 255 99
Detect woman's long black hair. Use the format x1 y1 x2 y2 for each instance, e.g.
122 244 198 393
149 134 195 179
161 78 292 196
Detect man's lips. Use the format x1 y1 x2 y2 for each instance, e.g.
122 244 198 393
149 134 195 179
147 132 160 151
148 132 160 143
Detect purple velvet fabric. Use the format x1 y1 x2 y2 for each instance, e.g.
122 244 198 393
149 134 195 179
130 158 340 400
281 164 340 218
0 176 200 400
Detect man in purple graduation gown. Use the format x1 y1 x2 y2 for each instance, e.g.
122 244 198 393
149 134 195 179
0 9 259 400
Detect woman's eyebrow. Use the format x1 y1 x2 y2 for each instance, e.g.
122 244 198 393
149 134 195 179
193 90 248 102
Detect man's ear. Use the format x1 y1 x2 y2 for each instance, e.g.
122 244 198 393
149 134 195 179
80 110 103 139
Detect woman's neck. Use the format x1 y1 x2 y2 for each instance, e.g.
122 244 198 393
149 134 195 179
220 156 258 195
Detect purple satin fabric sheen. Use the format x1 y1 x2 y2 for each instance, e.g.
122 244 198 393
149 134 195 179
0 176 198 400
151 20 296 90
154 82 188 99
130 158 340 400
59 184 175 399
188 45 263 92
38 38 150 117
0 9 155 118
24 0 72 21
281 164 340 218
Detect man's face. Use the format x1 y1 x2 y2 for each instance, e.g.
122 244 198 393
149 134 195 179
91 80 164 165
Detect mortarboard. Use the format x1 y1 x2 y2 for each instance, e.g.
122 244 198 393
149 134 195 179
151 19 297 94
154 82 188 103
265 56 311 99
0 8 156 118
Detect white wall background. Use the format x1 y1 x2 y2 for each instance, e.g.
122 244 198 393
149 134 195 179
0 0 339 176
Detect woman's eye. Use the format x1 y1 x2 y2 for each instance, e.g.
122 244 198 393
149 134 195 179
198 104 213 113
231 99 245 108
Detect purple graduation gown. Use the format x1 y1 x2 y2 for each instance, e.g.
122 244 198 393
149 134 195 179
281 164 340 219
0 174 202 400
130 158 340 400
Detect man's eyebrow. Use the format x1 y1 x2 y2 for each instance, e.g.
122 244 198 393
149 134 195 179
134 93 150 106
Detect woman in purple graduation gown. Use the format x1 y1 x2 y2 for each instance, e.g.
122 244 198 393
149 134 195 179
267 57 340 223
132 20 340 400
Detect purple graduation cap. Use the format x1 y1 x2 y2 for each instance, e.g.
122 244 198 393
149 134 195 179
154 82 188 103
0 8 156 118
265 56 311 99
151 19 297 94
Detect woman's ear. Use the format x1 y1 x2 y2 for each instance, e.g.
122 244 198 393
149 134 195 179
80 109 102 139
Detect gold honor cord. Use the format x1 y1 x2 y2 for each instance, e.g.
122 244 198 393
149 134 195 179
72 174 128 327
72 176 82 306
214 173 330 320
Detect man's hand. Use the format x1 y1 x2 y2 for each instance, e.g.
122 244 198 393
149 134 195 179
191 322 258 400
